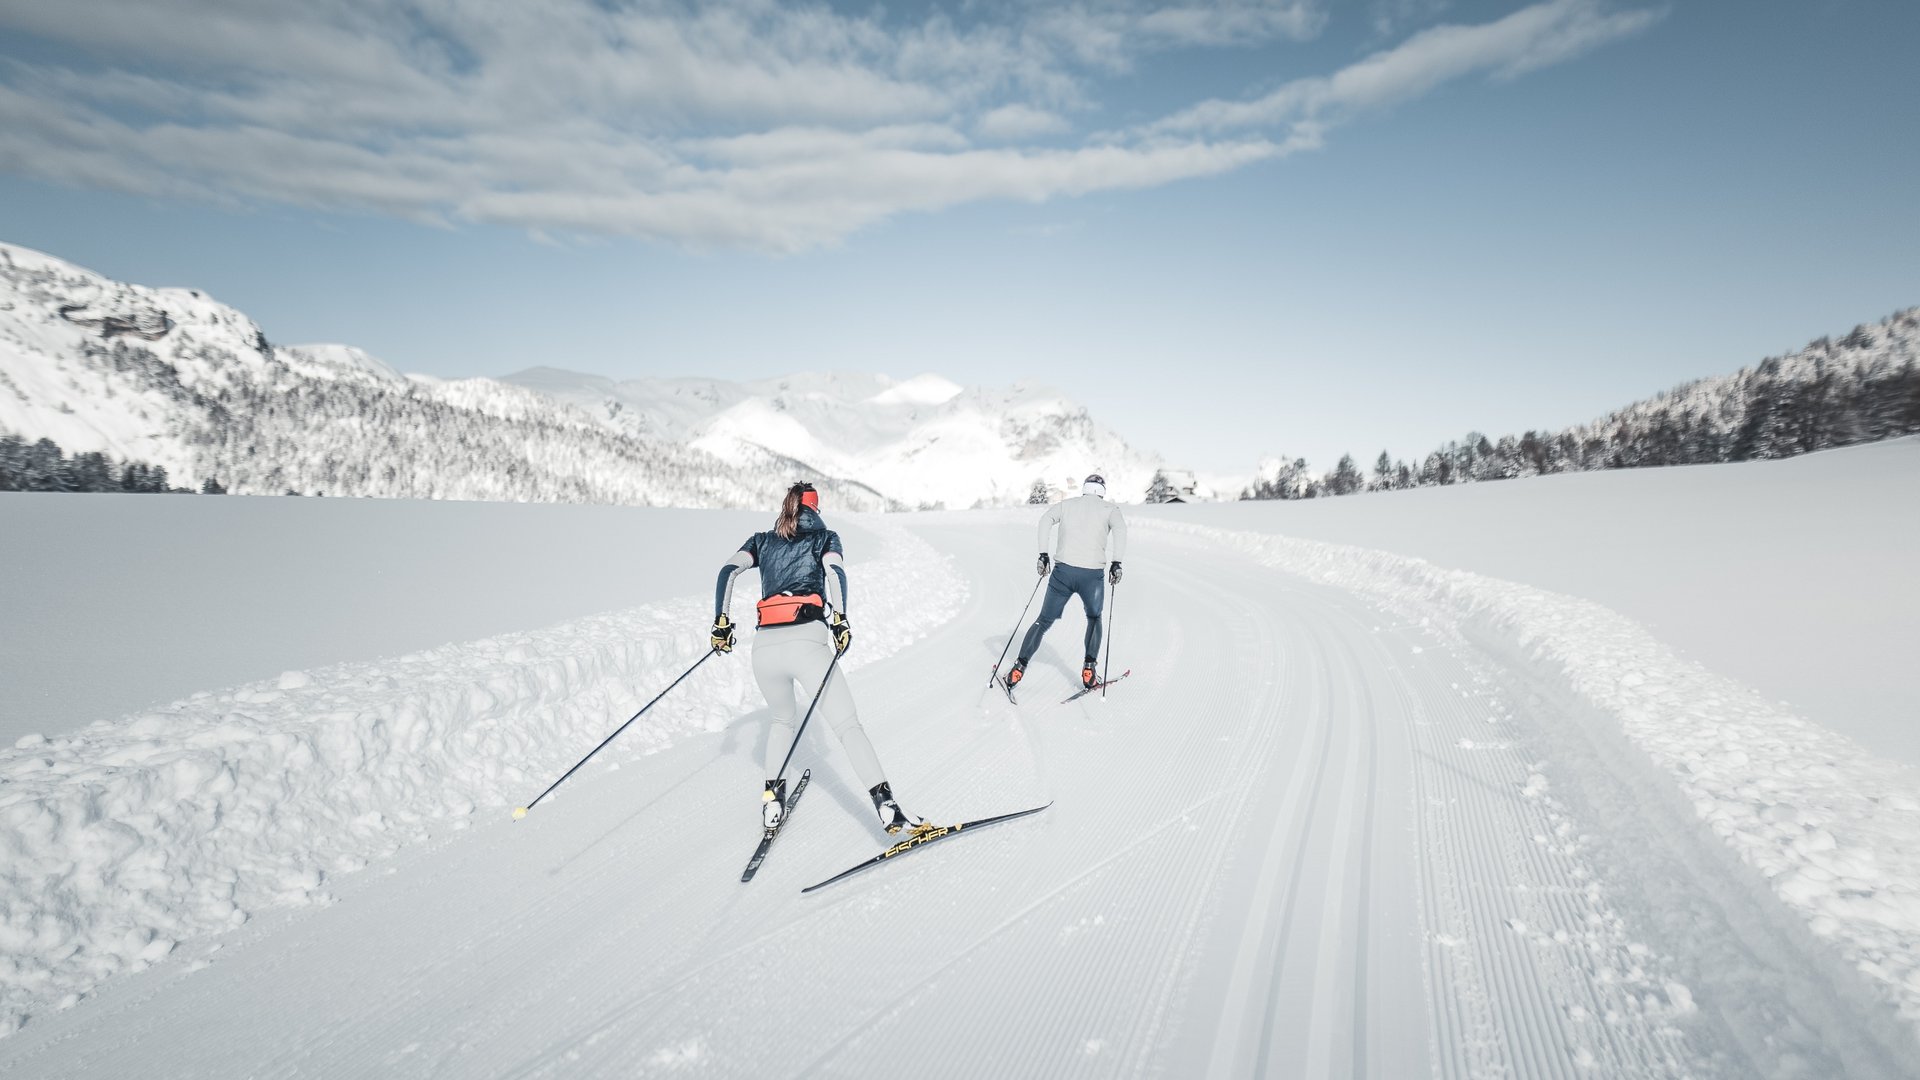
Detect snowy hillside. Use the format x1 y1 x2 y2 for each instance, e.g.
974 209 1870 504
1583 309 1920 464
2 444 1918 1076
1241 306 1919 497
502 367 1164 509
0 243 892 509
0 241 1165 510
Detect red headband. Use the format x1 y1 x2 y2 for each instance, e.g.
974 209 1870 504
799 490 819 510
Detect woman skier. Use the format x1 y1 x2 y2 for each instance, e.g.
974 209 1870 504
1004 472 1127 693
710 482 924 834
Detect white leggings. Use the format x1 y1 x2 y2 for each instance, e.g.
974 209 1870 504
753 621 886 791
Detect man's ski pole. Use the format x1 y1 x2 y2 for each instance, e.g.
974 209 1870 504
988 576 1046 687
513 647 719 818
772 649 842 784
1102 581 1118 699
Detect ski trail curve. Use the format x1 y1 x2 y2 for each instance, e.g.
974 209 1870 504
1 512 1909 1078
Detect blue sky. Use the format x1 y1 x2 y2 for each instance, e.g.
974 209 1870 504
1 0 1916 477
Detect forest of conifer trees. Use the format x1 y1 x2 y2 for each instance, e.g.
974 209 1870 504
0 432 211 494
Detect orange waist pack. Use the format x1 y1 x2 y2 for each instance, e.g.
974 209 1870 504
756 592 826 627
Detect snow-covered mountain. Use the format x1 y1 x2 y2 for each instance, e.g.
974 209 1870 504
502 367 1163 509
0 242 1165 509
0 243 873 509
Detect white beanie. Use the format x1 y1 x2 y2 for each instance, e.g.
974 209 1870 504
1081 473 1106 497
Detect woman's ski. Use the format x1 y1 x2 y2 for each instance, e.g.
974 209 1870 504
740 769 811 883
800 802 1051 893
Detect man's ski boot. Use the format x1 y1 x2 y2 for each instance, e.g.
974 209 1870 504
1081 657 1099 690
1004 660 1026 690
763 778 788 829
869 782 926 835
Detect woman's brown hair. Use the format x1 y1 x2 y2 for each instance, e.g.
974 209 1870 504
775 482 813 539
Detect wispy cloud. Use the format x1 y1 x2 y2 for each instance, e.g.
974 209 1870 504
1144 0 1663 136
0 0 1659 252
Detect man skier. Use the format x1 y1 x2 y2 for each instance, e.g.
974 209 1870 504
1004 472 1127 694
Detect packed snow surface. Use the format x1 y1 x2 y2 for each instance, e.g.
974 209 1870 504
0 495 767 743
1 444 1917 1077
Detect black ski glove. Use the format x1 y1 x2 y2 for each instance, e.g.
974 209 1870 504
830 612 852 656
1036 553 1051 576
710 614 736 653
1108 561 1123 585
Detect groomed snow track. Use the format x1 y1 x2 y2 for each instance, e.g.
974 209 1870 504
2 514 1916 1078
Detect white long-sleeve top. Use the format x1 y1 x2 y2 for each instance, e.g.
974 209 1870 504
1036 494 1127 570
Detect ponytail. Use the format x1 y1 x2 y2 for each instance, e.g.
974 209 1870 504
775 483 810 539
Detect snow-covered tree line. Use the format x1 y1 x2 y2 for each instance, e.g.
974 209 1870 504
1244 308 1920 500
0 431 212 493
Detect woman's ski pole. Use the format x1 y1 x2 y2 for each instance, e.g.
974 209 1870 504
988 575 1047 687
772 649 842 784
513 647 719 818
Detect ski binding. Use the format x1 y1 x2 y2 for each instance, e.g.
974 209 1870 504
741 768 811 883
1062 669 1130 703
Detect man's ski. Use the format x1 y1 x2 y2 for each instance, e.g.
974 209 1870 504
1000 675 1020 704
740 769 811 883
1062 669 1130 703
801 802 1051 894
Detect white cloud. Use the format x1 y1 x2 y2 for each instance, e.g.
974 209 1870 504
457 138 1284 253
0 0 1659 252
1146 0 1663 136
683 125 975 167
976 105 1072 141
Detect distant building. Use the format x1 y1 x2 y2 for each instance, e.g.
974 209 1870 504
1145 467 1205 504
1162 469 1200 502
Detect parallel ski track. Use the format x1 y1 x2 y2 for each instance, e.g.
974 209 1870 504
1170 535 1394 1080
1367 604 1703 1079
796 529 1293 1078
1148 522 1717 1080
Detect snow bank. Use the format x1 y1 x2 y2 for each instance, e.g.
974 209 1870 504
0 519 962 1036
1145 518 1920 1034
